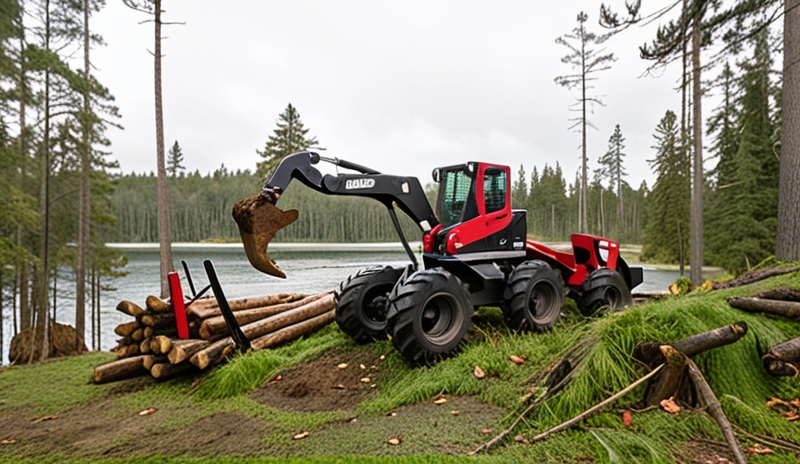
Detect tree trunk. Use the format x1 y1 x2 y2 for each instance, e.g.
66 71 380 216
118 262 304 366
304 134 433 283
580 35 589 235
188 292 303 319
234 293 334 342
777 0 800 261
167 339 207 364
151 362 190 379
116 300 145 318
690 13 704 287
76 0 91 347
154 0 173 298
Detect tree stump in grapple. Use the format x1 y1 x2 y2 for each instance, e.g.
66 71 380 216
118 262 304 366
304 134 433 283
232 194 298 278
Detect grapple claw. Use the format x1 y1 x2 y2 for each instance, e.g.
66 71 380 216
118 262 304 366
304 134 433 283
232 194 298 278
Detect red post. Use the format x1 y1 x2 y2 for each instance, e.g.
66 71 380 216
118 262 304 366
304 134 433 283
168 271 189 339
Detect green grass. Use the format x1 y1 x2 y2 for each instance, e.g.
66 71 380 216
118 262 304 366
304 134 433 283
3 270 800 462
0 351 115 416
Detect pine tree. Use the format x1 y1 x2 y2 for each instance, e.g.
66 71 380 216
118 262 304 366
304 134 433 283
555 11 615 235
167 140 185 177
256 103 319 179
642 110 690 265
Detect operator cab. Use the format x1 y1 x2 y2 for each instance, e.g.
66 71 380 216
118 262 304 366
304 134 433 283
424 162 526 257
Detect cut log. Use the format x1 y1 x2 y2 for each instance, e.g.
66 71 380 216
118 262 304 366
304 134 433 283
642 345 688 406
126 343 140 357
190 338 235 370
250 310 335 351
140 337 152 354
239 293 334 342
754 288 800 302
727 297 800 319
143 326 154 339
116 300 145 318
168 339 208 364
130 327 144 343
146 295 172 312
635 322 748 367
198 292 331 339
142 355 168 371
93 356 148 384
712 265 800 290
151 335 173 355
188 292 307 320
763 336 800 377
141 312 175 328
151 362 192 379
114 321 139 337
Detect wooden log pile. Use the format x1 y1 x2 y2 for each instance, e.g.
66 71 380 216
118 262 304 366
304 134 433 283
93 290 335 384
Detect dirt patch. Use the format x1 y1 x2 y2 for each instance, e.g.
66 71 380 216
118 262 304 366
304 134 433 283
250 353 384 413
674 439 734 464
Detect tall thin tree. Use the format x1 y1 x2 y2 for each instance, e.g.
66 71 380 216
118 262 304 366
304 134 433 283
555 11 615 234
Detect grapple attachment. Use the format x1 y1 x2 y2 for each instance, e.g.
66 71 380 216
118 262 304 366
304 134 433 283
232 194 298 278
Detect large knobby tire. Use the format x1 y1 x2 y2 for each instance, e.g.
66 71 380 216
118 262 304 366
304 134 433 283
579 268 633 317
502 260 564 332
335 265 404 344
387 268 473 366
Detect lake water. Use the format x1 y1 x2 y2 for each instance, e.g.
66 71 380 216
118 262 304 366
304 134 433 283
0 244 686 364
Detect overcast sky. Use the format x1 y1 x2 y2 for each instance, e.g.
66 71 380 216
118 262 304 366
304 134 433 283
91 1 690 189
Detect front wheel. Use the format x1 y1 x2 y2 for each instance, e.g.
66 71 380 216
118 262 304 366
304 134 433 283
502 260 564 332
579 268 633 316
335 265 404 344
387 268 473 366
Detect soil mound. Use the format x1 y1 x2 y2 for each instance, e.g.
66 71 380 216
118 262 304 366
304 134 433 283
9 322 88 364
250 353 384 413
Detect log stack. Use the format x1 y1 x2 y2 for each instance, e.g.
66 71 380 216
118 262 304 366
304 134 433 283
93 290 335 384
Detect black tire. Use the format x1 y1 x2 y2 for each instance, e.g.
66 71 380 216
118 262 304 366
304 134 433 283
502 260 564 332
387 268 473 366
335 265 404 344
579 268 633 317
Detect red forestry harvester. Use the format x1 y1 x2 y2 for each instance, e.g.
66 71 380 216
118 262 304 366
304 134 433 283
233 151 642 365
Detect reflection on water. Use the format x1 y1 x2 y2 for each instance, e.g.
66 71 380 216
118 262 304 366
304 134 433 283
1 247 688 361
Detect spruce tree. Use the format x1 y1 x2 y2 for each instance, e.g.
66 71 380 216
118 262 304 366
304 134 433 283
511 164 527 209
642 110 690 265
598 124 628 232
257 103 319 179
167 140 185 177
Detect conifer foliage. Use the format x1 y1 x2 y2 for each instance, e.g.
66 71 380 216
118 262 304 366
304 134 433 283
257 103 319 180
167 140 185 177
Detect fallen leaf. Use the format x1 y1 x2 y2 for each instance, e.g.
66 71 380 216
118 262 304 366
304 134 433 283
360 377 371 383
292 431 309 440
387 411 397 417
450 410 460 416
359 364 367 370
509 355 525 365
0 438 16 445
269 374 282 383
474 365 485 379
370 384 377 389
370 365 378 370
528 387 538 394
622 410 632 427
32 415 58 423
336 363 348 369
669 283 680 295
660 397 681 414
332 384 345 390
790 399 800 408
433 397 447 405
747 443 773 455
379 355 386 361
387 437 401 445
138 408 157 417
766 397 792 410
481 428 492 434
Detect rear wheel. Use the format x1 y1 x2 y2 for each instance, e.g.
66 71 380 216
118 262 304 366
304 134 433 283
579 268 633 316
387 268 473 366
335 265 403 344
503 260 564 332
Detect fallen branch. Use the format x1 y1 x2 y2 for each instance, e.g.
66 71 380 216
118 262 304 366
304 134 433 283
524 364 664 445
733 424 800 453
93 356 148 384
713 265 800 290
762 336 800 377
685 358 746 464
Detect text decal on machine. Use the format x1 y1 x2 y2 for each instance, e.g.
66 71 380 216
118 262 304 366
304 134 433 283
345 178 376 190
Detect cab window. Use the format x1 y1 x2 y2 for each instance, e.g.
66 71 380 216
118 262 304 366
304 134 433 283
483 167 506 214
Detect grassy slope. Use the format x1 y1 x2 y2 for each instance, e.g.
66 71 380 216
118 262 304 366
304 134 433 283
2 271 800 463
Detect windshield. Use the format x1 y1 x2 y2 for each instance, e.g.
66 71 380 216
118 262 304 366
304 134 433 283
436 167 473 228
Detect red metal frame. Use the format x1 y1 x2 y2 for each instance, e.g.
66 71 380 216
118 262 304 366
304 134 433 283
526 234 621 287
167 271 190 339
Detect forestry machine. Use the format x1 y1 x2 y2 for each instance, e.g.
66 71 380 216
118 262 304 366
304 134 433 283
233 151 643 366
